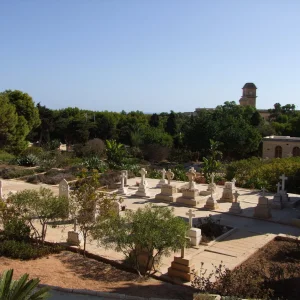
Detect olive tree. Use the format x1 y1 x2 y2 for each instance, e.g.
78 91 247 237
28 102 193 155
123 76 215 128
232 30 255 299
69 169 118 255
92 204 188 276
7 187 68 243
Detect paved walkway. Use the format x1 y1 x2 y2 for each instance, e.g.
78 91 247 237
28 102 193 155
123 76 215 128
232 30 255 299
1 177 300 283
50 290 106 300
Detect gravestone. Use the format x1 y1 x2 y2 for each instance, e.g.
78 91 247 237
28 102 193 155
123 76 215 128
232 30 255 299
118 172 128 195
185 209 201 246
121 170 128 186
156 168 167 188
168 236 195 282
176 168 202 206
254 188 272 219
59 179 69 199
204 190 219 210
200 173 217 196
135 168 150 197
229 191 242 214
272 182 283 209
67 219 81 246
279 174 289 204
155 169 179 202
220 182 234 202
111 201 121 216
232 178 236 189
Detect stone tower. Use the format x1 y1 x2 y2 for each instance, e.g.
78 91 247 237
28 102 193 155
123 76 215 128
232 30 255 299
239 83 257 107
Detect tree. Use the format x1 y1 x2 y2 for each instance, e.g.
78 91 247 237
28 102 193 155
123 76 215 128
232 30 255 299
0 269 50 300
7 188 68 243
149 113 160 127
0 93 18 149
93 204 188 276
4 90 40 132
105 139 126 166
165 111 177 136
69 170 117 255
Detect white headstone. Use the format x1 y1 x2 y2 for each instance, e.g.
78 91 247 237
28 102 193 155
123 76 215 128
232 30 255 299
121 170 128 185
185 209 195 227
118 172 128 194
276 182 281 194
186 167 197 189
139 168 147 187
59 179 69 199
166 169 174 185
111 201 121 216
279 174 288 191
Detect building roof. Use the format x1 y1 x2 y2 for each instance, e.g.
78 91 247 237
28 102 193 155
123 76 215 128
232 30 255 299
263 136 300 142
243 82 257 89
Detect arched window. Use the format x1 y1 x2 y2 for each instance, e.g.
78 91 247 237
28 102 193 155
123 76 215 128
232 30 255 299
275 146 282 158
293 147 300 157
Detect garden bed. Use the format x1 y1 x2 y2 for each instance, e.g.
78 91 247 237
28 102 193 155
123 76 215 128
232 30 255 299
235 236 300 299
0 250 195 299
194 215 233 244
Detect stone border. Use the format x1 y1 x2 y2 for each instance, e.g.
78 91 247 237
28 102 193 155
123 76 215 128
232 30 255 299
39 284 179 300
200 227 237 247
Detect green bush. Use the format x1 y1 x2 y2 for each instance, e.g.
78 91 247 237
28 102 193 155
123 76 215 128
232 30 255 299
0 167 36 179
2 217 31 242
225 157 300 192
21 147 44 157
82 156 108 172
147 169 161 179
173 166 188 181
0 150 15 163
17 154 39 167
0 240 63 260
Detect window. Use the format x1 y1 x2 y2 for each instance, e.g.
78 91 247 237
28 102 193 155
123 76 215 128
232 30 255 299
275 146 282 158
293 147 300 157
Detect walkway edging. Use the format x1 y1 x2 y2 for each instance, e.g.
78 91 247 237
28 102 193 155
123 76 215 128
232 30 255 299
39 283 179 300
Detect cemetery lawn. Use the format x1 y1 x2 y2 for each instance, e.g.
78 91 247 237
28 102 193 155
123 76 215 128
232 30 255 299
0 250 195 299
238 236 300 300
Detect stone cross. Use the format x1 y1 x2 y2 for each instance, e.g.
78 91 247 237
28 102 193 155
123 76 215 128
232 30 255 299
232 178 236 187
166 169 174 185
186 167 196 189
261 187 266 197
211 173 215 184
73 218 77 232
279 174 288 191
233 190 240 203
139 168 147 186
181 236 191 258
59 179 69 199
185 209 195 227
121 170 128 185
276 182 281 194
161 168 166 180
0 180 3 200
120 172 126 188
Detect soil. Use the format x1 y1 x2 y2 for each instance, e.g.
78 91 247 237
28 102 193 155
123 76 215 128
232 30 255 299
239 237 300 300
0 251 195 300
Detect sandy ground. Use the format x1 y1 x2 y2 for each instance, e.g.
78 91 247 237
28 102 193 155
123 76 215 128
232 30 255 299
0 251 195 300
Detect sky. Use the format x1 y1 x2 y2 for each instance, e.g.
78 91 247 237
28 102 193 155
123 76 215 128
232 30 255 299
1 0 300 113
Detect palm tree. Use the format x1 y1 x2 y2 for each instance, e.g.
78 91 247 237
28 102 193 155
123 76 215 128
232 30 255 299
0 269 50 300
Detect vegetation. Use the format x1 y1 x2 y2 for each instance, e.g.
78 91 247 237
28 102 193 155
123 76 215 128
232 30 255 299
6 188 69 243
0 269 50 300
93 204 188 276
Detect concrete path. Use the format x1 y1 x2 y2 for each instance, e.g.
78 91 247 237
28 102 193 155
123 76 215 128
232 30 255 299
1 177 300 283
50 290 106 300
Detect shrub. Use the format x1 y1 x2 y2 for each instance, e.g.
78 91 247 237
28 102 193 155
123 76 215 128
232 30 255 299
147 169 161 179
99 171 121 187
0 150 15 163
0 240 63 260
17 154 39 167
142 144 170 162
2 217 31 242
21 146 44 157
74 138 106 158
173 166 188 181
82 156 108 172
0 167 36 179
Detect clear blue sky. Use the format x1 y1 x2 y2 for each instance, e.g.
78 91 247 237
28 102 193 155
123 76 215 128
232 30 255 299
1 0 300 113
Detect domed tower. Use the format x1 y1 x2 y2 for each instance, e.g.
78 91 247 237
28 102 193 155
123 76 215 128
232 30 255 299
239 83 257 107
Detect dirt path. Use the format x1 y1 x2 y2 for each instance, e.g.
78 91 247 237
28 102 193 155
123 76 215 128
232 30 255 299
0 251 195 300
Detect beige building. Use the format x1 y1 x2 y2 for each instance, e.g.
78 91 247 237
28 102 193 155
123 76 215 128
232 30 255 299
262 136 300 159
239 82 257 107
